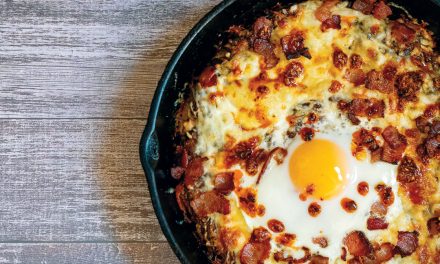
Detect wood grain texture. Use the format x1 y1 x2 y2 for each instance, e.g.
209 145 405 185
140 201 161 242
0 0 221 262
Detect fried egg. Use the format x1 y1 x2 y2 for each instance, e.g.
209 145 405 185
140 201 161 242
240 131 404 262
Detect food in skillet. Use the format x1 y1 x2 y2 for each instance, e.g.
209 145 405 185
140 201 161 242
172 0 440 263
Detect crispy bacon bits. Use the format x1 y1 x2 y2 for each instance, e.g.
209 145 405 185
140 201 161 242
397 156 421 184
391 21 416 45
312 236 328 248
374 243 395 262
267 219 285 233
357 182 369 196
190 191 230 218
240 227 271 264
329 80 343 93
237 188 265 217
381 126 407 164
367 217 389 230
184 157 206 186
343 231 373 257
341 198 358 213
315 0 339 22
308 202 322 217
352 128 381 161
225 137 260 168
375 184 395 207
350 54 363 69
281 31 311 60
246 149 268 176
395 71 424 109
365 69 394 94
347 69 367 87
283 61 304 86
428 217 440 236
321 15 341 32
254 39 279 69
372 1 392 20
199 66 218 88
352 0 376 15
300 127 315 141
276 233 296 246
338 99 385 125
251 17 279 69
395 231 419 257
214 172 235 194
333 47 348 70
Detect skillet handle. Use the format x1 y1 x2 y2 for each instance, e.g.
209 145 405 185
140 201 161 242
140 128 160 169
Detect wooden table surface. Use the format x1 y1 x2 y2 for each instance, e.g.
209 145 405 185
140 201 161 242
0 0 221 263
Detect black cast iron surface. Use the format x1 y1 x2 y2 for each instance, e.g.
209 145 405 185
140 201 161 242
140 0 440 263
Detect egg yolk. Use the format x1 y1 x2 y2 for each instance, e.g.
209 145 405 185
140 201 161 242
289 139 348 200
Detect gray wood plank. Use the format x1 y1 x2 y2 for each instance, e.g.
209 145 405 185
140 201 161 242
0 0 221 118
0 119 165 242
0 242 177 264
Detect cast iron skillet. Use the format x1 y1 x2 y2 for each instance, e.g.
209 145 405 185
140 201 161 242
140 0 440 263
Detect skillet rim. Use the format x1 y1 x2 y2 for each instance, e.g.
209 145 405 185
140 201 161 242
140 0 440 263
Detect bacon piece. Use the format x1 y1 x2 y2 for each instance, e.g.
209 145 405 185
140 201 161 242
214 172 235 194
237 188 265 217
397 156 421 184
267 219 285 233
339 98 385 121
375 184 394 207
352 128 381 160
252 17 273 40
253 39 279 69
372 1 392 20
275 233 296 246
352 0 376 14
190 191 230 218
357 182 369 196
381 126 407 164
370 201 388 218
321 15 341 31
240 228 271 264
280 31 311 60
183 157 206 186
415 116 431 133
283 61 304 86
391 22 416 44
395 71 424 108
199 66 217 88
245 149 268 176
333 47 348 70
310 255 329 264
367 217 389 230
175 183 188 214
329 80 343 93
395 231 419 257
341 198 358 213
365 69 394 94
315 0 339 22
345 69 366 86
343 231 373 257
428 217 440 236
171 166 185 180
374 243 395 262
225 137 260 167
300 127 315 141
312 237 328 248
240 240 270 264
383 63 397 80
308 202 322 217
350 54 363 69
